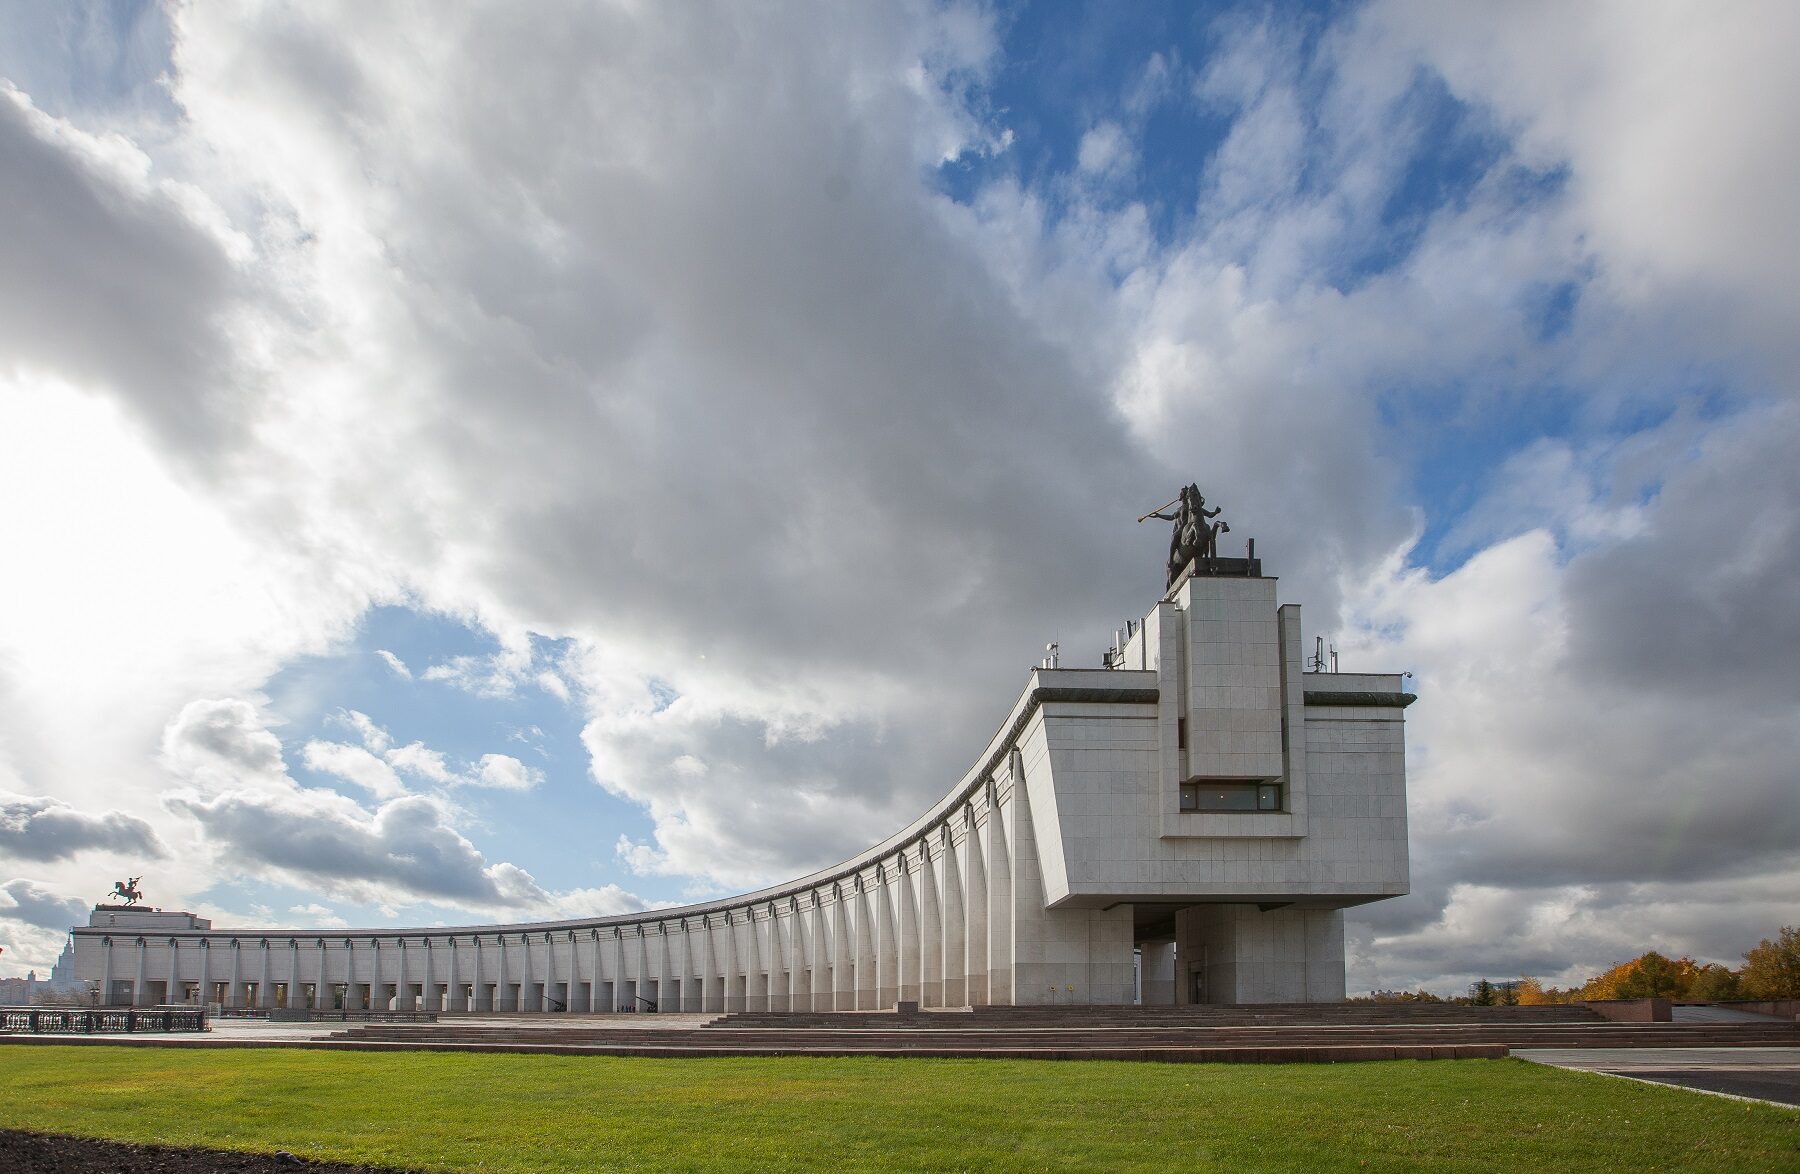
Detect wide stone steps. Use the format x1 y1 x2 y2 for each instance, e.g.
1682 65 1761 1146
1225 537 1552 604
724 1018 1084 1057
715 1005 1611 1029
322 1016 1800 1063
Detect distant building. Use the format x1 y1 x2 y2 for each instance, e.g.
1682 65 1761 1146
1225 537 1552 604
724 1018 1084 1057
71 550 1412 1008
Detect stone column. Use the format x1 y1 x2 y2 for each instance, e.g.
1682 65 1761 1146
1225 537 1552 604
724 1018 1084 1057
100 937 114 1005
852 879 874 1010
786 899 806 1012
876 867 898 1007
499 935 513 1012
898 856 921 1004
658 924 674 1013
675 921 693 1013
640 929 655 1008
1140 940 1176 1006
228 939 242 1009
701 917 718 1013
743 911 762 1012
723 914 740 1013
964 805 989 1005
166 938 180 1005
446 938 460 1012
764 905 783 1012
196 939 211 1007
920 844 943 1007
588 930 602 1013
609 930 625 1012
519 933 534 1013
132 937 148 1006
986 780 1013 1006
830 886 853 1011
810 894 830 1011
471 937 485 1011
939 826 966 1007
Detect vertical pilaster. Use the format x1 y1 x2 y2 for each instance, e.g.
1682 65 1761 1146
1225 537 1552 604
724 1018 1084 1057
699 917 716 1013
987 777 1014 1005
852 879 875 1009
677 920 694 1012
610 930 625 1012
940 826 965 1007
831 887 853 1010
657 923 673 1013
635 927 650 1011
792 900 813 1008
919 844 942 1007
898 857 920 1003
763 905 782 1011
724 914 741 1012
745 909 764 1012
964 806 989 1005
810 893 830 1011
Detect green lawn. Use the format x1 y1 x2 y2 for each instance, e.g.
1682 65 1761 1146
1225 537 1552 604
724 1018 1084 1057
0 1048 1794 1172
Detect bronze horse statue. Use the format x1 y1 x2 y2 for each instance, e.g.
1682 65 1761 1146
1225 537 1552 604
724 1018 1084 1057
108 877 144 906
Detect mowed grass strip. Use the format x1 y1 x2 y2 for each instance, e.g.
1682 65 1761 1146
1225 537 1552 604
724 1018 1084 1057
0 1047 1795 1172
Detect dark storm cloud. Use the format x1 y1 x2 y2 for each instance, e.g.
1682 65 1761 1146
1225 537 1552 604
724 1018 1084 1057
166 789 548 909
0 791 164 863
0 878 89 931
1567 405 1800 700
0 87 246 460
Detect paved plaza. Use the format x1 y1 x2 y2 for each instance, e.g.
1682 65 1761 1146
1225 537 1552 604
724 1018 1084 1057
1518 1047 1800 1107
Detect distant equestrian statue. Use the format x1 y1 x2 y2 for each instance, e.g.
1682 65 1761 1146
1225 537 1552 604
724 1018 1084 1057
1139 483 1228 587
108 877 144 907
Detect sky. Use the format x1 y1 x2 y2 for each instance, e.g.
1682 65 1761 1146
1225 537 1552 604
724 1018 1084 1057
1 0 1795 996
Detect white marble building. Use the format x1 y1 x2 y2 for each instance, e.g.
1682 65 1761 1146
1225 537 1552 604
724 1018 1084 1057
71 560 1411 1010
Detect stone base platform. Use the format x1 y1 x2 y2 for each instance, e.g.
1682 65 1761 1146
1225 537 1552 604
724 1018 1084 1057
8 1004 1797 1066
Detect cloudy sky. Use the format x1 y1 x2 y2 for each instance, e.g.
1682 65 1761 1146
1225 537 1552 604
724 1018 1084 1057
2 1 1795 995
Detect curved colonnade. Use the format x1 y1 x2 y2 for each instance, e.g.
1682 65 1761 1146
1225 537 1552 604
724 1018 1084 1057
74 563 1415 1010
77 672 1103 1014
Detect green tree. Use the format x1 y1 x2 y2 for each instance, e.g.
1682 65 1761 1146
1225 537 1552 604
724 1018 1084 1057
1469 978 1495 1006
1741 927 1800 999
1685 962 1740 1001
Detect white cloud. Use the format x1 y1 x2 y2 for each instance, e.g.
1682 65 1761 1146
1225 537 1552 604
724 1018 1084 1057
286 902 347 929
300 740 408 801
468 754 542 792
333 709 392 754
374 650 412 679
1076 121 1133 176
385 742 456 785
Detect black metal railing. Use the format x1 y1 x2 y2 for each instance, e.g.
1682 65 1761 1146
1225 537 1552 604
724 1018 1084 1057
0 1006 209 1034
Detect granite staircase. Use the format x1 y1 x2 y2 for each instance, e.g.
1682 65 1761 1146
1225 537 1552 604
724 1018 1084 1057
321 1003 1800 1064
